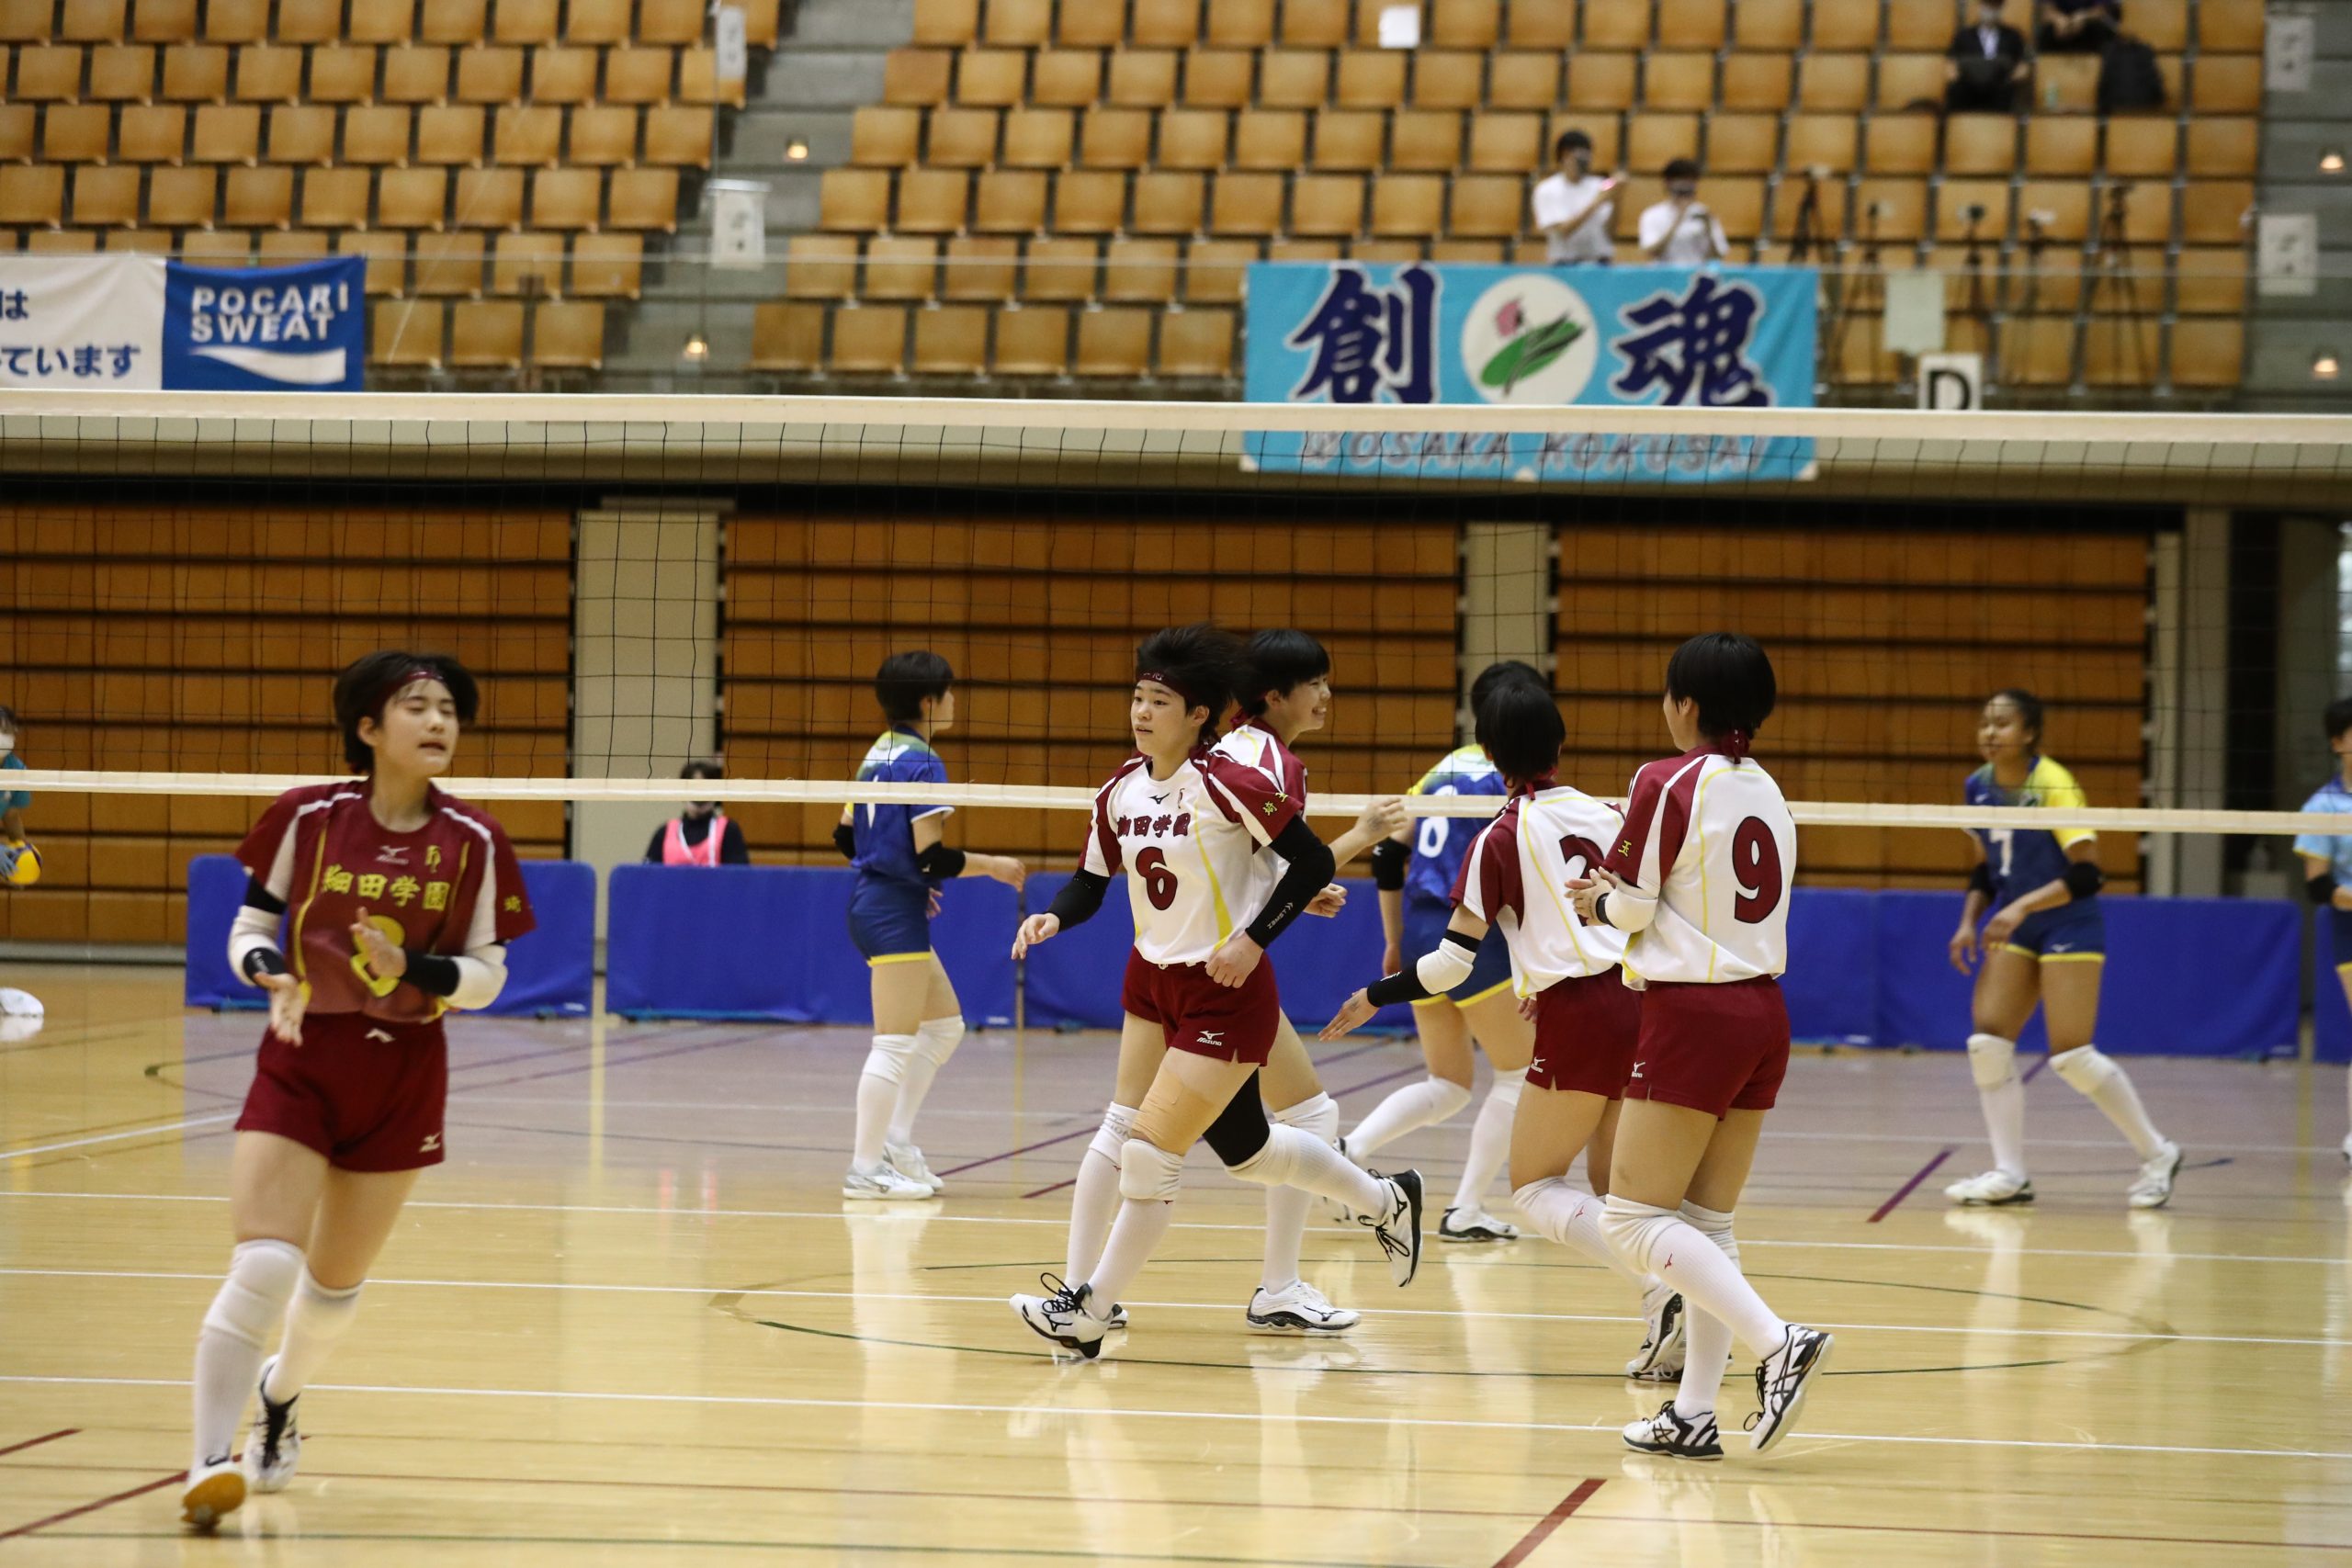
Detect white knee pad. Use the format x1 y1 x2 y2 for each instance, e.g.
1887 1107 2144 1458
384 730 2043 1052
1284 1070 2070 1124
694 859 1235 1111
1679 1200 1738 1265
1271 1090 1339 1142
1227 1124 1303 1188
203 1238 304 1348
2049 1044 2120 1096
1485 1067 1526 1111
1423 1076 1475 1122
1118 1138 1185 1203
913 1016 965 1066
1088 1102 1138 1167
1965 1032 2018 1090
1510 1174 1564 1215
1600 1194 1682 1277
860 1033 919 1086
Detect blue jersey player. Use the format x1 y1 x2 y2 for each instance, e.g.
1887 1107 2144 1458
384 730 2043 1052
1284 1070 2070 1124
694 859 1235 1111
1351 660 1546 1244
833 652 1025 1201
2290 695 2352 1167
1945 689 2180 1210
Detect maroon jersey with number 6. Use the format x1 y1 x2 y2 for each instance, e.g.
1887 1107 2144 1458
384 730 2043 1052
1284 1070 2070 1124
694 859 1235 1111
234 782 536 1022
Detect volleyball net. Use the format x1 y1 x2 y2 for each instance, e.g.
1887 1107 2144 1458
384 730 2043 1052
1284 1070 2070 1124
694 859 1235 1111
2 391 2349 958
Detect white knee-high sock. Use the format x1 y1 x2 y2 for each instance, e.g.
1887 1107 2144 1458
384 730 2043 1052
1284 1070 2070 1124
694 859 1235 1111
1671 1201 1738 1419
1452 1069 1522 1212
2052 1045 2165 1160
1511 1177 1652 1291
191 1238 303 1469
1083 1198 1176 1311
1966 1032 2030 1179
853 1033 918 1168
1345 1074 1472 1157
1261 1094 1336 1293
1603 1195 1788 1358
1065 1103 1136 1284
1229 1123 1392 1218
262 1271 362 1404
888 1017 964 1147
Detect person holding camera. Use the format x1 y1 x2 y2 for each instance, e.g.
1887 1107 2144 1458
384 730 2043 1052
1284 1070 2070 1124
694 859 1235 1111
1947 0 2030 111
1637 161 1728 266
1532 130 1619 267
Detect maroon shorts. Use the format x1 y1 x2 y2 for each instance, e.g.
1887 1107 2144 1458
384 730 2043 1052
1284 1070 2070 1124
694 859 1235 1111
235 1010 449 1172
1121 949 1281 1065
1527 969 1642 1097
1623 976 1790 1119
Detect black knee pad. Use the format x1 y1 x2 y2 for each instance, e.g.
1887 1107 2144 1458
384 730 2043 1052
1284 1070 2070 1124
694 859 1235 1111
1198 1069 1272 1168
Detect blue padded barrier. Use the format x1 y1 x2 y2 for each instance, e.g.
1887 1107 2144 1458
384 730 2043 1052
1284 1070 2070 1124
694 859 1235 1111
1020 872 1414 1034
1781 887 1878 1045
184 853 594 1017
605 865 1017 1025
2316 913 2352 1065
1862 891 2298 1057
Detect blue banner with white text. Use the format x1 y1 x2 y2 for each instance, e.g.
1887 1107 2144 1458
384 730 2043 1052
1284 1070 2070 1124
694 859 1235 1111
1243 262 1815 483
163 256 366 390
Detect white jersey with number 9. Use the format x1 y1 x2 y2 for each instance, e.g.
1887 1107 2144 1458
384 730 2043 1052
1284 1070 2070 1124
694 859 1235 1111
1602 748 1795 985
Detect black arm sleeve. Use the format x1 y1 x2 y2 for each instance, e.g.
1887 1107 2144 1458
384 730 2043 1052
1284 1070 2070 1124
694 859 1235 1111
2063 861 2104 900
1046 869 1112 930
916 841 968 879
645 826 667 863
243 875 287 916
404 951 461 998
2310 873 2340 907
1967 862 1995 896
1368 837 1408 892
241 947 287 981
1245 814 1337 949
721 820 751 865
1364 929 1480 1007
832 821 856 862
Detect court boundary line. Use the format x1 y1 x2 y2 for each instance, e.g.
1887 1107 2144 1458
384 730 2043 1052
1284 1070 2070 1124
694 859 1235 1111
6 1374 2349 1463
5 1190 2341 1266
0 1471 179 1540
6 1267 2341 1348
1492 1479 1605 1568
1869 1146 1955 1223
0 1431 77 1459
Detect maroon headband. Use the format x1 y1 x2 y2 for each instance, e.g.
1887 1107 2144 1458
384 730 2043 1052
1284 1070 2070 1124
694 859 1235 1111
375 665 444 711
1136 669 1206 713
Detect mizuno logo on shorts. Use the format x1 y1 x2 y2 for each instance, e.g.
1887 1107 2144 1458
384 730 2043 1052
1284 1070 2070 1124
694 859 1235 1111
1630 1062 1645 1078
1197 1031 1225 1046
420 1133 441 1153
2049 943 2073 953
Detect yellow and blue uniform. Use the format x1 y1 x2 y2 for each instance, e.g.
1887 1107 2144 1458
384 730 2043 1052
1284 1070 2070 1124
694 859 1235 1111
846 727 952 964
1403 745 1514 1004
1965 755 2103 962
2293 775 2352 970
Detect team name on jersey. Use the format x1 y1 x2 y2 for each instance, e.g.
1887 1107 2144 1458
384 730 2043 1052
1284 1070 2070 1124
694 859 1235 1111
1114 811 1193 840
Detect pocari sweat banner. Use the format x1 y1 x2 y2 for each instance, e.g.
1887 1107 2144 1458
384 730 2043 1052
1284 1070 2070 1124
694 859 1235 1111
163 257 366 390
1243 263 1816 484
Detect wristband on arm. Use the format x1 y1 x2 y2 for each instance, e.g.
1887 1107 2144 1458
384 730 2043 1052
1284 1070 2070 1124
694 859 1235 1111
2062 862 2104 900
1968 862 1995 896
2310 873 2341 907
915 841 967 879
832 822 856 861
1245 814 1337 949
1368 838 1407 892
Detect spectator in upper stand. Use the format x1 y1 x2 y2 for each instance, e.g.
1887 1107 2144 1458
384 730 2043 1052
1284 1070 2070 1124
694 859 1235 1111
1946 0 2030 112
2038 0 2121 52
643 759 751 866
1637 160 1729 265
1532 130 1619 267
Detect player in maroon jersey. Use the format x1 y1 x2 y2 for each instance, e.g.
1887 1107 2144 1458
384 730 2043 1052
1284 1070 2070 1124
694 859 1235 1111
180 652 536 1529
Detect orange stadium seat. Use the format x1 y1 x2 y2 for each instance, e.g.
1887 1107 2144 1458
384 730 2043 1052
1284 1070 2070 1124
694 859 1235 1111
1075 306 1152 377
1079 107 1150 167
122 103 190 161
1001 107 1071 167
448 299 525 367
1030 50 1102 107
531 299 603 367
1020 234 1094 302
72 164 143 225
1208 0 1277 47
1158 108 1228 170
571 231 640 296
911 303 989 374
457 47 526 104
222 163 290 225
1132 0 1201 48
1259 49 1330 108
912 0 978 46
45 105 115 164
1102 237 1177 303
90 43 157 100
991 305 1067 374
752 301 823 370
491 229 564 294
942 234 1017 299
785 232 859 299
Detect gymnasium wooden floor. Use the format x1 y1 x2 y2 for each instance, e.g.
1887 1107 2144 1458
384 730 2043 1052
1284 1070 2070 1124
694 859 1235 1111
1 961 2348 1566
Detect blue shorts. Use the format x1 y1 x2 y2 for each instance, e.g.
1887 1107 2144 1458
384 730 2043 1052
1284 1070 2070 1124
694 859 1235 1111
2328 908 2352 973
1996 900 2105 963
847 878 931 965
1404 897 1515 1007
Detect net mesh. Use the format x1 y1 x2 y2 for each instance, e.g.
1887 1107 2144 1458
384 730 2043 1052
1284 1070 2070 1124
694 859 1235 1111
2 391 2347 947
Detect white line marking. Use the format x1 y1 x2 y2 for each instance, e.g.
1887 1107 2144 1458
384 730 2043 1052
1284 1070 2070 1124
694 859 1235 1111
0 1112 237 1159
1 1266 2336 1348
6 1373 2347 1463
6 1190 2346 1267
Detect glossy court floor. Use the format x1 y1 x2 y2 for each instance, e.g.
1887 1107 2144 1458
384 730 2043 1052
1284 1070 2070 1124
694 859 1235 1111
1 961 2348 1566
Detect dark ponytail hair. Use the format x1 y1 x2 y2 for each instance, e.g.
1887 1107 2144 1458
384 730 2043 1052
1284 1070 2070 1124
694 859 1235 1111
1475 680 1566 791
1135 623 1252 745
1664 632 1776 760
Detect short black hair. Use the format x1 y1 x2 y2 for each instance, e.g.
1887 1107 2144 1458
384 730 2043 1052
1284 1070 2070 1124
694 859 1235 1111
1664 157 1701 181
1665 632 1776 742
2327 697 2352 741
680 758 723 781
1988 687 2045 748
1476 680 1566 787
1238 628 1331 717
1135 623 1251 743
1555 129 1591 161
0 705 17 734
333 651 479 773
875 650 954 725
1468 660 1545 715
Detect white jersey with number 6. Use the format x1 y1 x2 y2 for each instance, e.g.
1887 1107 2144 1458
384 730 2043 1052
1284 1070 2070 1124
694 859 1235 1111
1078 739 1303 968
1602 748 1795 984
1453 785 1631 995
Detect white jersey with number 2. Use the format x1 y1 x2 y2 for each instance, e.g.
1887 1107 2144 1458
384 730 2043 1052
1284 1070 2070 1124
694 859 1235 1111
1602 747 1795 985
1453 785 1631 995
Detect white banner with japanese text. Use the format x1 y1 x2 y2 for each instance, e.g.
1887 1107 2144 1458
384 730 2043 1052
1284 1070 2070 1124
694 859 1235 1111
0 254 166 389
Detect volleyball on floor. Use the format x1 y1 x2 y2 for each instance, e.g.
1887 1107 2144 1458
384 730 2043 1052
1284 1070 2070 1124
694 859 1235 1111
5 843 40 887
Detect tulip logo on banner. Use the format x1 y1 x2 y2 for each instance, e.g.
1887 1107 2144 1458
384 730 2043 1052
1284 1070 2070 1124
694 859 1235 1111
163 257 366 390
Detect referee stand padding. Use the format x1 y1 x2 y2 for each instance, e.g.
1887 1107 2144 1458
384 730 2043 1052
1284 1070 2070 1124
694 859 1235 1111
605 865 1019 1025
184 855 595 1019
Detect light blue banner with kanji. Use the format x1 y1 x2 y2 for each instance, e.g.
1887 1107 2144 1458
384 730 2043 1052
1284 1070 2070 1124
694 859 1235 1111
1243 263 1816 483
